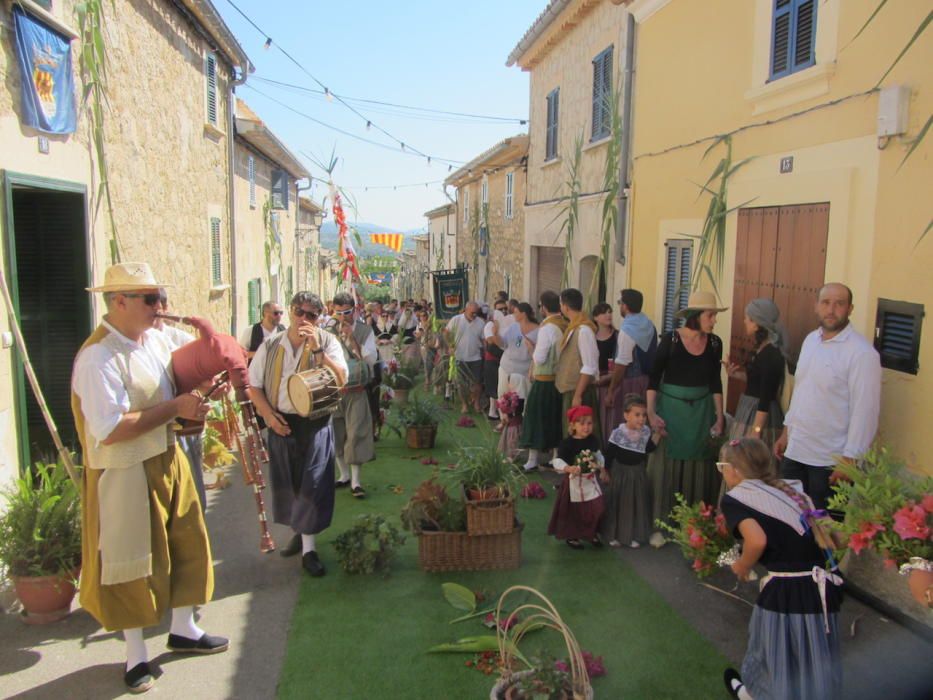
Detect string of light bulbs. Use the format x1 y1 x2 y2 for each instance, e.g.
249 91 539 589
222 0 471 166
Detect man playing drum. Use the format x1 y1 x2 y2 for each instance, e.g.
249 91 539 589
71 263 226 694
326 292 378 498
247 292 348 578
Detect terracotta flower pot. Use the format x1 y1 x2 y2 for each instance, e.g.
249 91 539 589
12 570 79 624
393 388 410 405
907 567 933 608
207 419 233 448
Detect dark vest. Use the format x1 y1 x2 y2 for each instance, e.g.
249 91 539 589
249 322 286 353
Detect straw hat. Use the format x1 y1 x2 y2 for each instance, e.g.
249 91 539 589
86 263 173 292
674 290 728 318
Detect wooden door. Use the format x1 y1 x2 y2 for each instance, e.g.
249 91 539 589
727 203 829 413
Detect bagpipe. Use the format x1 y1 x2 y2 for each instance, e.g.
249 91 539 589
156 313 275 553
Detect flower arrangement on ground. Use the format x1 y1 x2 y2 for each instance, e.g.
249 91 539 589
827 446 933 605
400 478 466 533
657 493 734 578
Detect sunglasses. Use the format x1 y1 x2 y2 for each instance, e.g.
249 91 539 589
293 308 320 320
334 308 354 316
715 462 731 473
123 292 161 306
270 310 284 316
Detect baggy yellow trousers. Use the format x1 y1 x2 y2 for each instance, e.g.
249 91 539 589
80 445 213 631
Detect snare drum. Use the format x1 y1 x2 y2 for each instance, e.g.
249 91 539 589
287 367 342 420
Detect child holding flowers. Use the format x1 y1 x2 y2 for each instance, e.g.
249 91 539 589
602 394 661 548
496 390 523 460
547 406 607 549
718 438 843 700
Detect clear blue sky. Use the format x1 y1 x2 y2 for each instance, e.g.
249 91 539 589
214 0 546 231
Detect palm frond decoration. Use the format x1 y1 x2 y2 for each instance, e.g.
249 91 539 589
549 135 584 290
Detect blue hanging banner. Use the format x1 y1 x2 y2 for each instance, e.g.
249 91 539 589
12 6 77 135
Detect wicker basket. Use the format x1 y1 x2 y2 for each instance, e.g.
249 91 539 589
418 522 523 572
465 493 515 536
406 425 437 449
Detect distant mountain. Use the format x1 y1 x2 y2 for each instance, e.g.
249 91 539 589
319 221 423 257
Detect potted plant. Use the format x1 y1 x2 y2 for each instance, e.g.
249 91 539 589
490 586 594 700
828 446 933 608
383 356 417 404
0 459 82 624
389 393 443 449
332 514 406 577
443 443 526 536
446 443 526 502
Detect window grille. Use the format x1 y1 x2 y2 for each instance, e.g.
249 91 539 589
210 217 222 286
874 299 922 375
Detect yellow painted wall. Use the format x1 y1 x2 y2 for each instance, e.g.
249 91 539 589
628 0 932 470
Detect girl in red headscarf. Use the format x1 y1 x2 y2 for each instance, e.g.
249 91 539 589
547 406 608 549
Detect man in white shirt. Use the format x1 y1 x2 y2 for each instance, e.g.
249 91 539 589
238 301 285 362
445 301 485 413
555 288 601 440
775 283 881 510
325 292 378 498
247 292 348 578
72 263 224 693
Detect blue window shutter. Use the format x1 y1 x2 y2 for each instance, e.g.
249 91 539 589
770 0 816 80
791 0 816 71
247 278 261 324
546 88 559 160
591 47 613 140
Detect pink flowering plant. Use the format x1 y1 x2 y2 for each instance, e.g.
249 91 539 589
827 446 933 570
382 357 416 390
657 493 734 578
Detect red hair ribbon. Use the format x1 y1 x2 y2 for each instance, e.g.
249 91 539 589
566 405 593 423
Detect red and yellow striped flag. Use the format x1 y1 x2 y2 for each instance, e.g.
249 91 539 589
369 233 403 252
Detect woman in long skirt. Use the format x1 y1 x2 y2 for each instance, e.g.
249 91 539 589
646 291 726 545
592 303 619 440
719 439 843 700
726 298 788 449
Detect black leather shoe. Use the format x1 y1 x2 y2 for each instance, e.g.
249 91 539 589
124 662 154 694
302 550 326 577
279 533 301 558
167 633 229 654
351 485 366 499
335 479 351 489
723 668 744 699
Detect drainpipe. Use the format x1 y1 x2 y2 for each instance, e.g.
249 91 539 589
295 179 312 296
228 66 248 335
616 13 636 278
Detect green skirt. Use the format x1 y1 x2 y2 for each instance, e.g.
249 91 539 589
520 379 563 450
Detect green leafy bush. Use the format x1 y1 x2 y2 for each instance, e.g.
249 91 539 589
0 459 81 577
444 442 525 500
333 514 406 576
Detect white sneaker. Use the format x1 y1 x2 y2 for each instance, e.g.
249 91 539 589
629 540 641 549
522 463 538 472
648 531 666 548
609 540 622 548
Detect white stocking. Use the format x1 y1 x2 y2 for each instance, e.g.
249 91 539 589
524 449 540 469
336 455 349 482
170 605 204 641
302 533 317 554
124 628 148 670
488 397 499 418
350 464 361 489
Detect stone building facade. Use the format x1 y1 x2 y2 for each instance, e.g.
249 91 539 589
0 0 249 480
424 202 456 272
233 98 310 328
445 135 528 303
298 196 323 296
508 0 630 306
